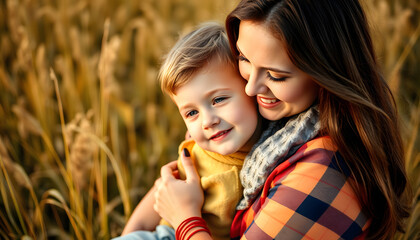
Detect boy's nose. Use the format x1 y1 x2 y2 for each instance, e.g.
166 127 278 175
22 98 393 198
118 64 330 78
202 111 220 129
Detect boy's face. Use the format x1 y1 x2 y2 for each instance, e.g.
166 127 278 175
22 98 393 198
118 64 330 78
172 58 259 155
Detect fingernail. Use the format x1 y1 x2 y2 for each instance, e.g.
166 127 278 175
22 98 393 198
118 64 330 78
183 148 190 157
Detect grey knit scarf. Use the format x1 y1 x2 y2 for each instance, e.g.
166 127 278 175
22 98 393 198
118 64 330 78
237 106 320 210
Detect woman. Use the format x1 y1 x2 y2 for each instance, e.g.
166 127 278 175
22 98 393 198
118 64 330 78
154 0 411 239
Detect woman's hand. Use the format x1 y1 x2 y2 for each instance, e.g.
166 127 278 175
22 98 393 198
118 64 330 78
153 149 204 229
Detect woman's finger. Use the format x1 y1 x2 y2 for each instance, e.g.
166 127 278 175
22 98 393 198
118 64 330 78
160 160 178 180
180 148 200 183
154 177 162 188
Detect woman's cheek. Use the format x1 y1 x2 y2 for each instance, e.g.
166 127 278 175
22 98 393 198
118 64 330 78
272 84 302 103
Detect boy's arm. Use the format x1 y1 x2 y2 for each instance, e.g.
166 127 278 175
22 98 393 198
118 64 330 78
121 185 162 235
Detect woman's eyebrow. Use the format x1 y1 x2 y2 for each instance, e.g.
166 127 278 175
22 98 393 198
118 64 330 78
266 67 291 74
236 43 291 74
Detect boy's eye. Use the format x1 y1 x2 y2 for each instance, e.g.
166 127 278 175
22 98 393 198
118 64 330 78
186 110 198 118
267 72 287 82
213 97 227 104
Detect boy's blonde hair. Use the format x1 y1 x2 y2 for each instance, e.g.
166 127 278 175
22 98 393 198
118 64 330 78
159 22 236 95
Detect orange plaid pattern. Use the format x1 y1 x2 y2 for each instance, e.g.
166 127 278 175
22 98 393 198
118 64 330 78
231 136 370 240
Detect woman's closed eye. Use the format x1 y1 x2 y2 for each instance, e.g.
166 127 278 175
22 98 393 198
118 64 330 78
237 54 249 63
267 72 287 82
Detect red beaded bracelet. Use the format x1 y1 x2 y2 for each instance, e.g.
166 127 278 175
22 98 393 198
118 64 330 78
176 216 211 240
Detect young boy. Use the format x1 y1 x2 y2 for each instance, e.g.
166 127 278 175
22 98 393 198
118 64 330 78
115 22 261 240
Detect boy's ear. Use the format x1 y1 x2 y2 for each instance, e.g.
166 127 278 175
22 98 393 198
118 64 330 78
185 131 192 140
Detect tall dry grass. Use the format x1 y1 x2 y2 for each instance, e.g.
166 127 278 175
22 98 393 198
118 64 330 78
0 0 418 239
365 1 420 238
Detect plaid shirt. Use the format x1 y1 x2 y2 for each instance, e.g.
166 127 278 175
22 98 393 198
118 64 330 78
230 136 370 240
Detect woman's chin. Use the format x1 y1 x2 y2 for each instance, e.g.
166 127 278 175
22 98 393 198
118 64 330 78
259 107 285 121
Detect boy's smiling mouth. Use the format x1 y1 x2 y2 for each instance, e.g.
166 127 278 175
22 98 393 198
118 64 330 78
210 128 233 141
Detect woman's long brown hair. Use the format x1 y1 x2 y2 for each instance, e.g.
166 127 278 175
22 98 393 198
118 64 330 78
226 0 411 239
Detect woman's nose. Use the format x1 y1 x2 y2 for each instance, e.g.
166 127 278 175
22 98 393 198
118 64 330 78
245 71 266 97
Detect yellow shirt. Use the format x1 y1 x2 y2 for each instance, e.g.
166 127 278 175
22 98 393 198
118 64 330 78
161 139 246 240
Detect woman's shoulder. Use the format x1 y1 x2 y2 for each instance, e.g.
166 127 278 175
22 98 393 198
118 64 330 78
263 136 370 239
287 136 348 174
277 135 351 189
303 135 337 152
267 135 355 195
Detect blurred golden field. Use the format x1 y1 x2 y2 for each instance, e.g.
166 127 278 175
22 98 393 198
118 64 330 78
0 0 418 239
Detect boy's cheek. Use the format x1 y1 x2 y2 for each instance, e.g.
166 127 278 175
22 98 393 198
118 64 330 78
185 125 199 140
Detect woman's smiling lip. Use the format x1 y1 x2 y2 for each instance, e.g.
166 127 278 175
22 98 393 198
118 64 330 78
257 96 281 108
210 128 233 141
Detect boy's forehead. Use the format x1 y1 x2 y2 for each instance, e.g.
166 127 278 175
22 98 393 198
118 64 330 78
170 95 185 112
170 57 245 102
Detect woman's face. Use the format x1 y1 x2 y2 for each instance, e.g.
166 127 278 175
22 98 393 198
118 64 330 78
237 20 319 121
